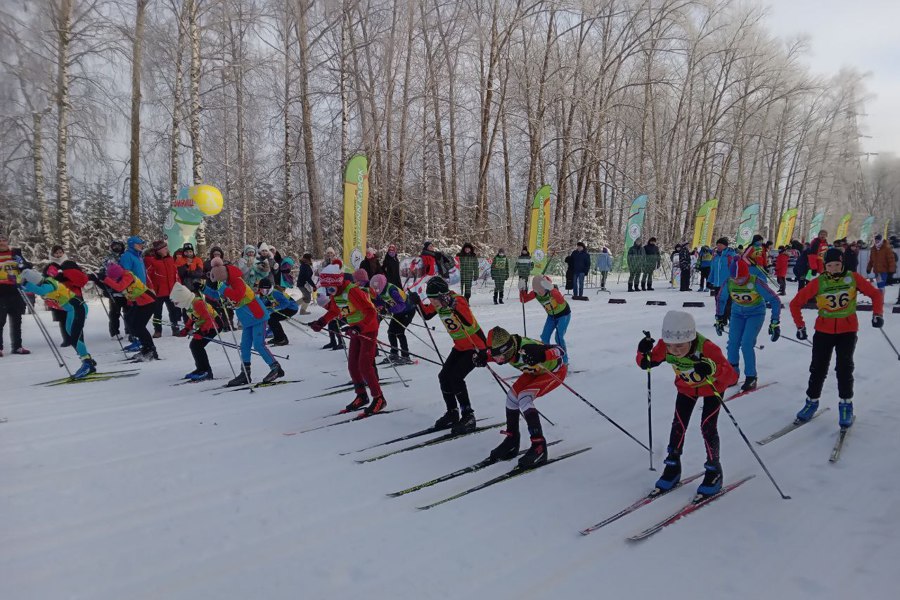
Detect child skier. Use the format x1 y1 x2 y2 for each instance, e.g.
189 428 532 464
520 274 570 363
20 269 96 378
417 276 485 434
637 311 738 497
369 273 416 365
741 234 769 280
101 262 158 361
790 247 884 428
309 264 386 414
714 260 781 391
171 282 220 382
257 278 298 346
474 326 567 468
205 257 283 387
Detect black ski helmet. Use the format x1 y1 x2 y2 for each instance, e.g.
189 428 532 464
426 276 450 298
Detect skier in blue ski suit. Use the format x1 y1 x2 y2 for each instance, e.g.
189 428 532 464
714 260 781 391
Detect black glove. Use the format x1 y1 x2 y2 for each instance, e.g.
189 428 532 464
639 354 653 369
520 344 546 366
769 320 781 342
872 315 884 328
637 334 655 355
796 326 808 341
693 359 713 379
88 273 100 284
472 349 488 368
714 316 727 337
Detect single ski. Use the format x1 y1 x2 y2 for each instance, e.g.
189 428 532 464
356 423 502 463
627 475 756 542
724 381 777 403
340 424 452 455
212 379 304 396
282 408 408 436
46 372 140 386
829 418 854 463
756 407 831 446
35 369 139 386
386 440 563 498
417 447 592 510
296 379 401 401
579 472 705 536
378 357 419 367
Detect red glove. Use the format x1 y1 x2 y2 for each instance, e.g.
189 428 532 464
309 318 325 333
47 264 59 278
176 327 190 338
342 325 360 337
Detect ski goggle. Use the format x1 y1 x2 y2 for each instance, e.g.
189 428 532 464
491 340 517 363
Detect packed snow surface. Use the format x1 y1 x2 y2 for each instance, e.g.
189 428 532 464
2 278 898 599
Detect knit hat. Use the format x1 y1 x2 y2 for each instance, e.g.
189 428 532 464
170 282 195 310
353 269 369 285
258 243 273 254
823 247 844 265
661 311 696 344
487 326 517 363
209 257 227 282
106 262 124 280
243 244 257 257
257 278 273 290
22 269 42 285
716 237 729 246
182 243 195 253
532 275 552 294
318 264 344 290
369 274 387 294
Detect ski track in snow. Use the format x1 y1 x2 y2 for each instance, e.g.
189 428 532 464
2 281 898 599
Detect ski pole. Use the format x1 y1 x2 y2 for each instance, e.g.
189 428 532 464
334 328 409 388
223 300 254 393
201 336 289 360
302 322 443 366
208 315 237 377
18 288 72 376
416 304 444 362
97 292 129 358
706 378 791 500
541 366 650 451
642 330 655 471
406 320 436 331
383 313 441 358
880 328 900 360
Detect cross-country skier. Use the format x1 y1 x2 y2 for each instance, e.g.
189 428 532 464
257 278 298 346
205 257 283 387
714 260 781 391
20 269 96 378
99 262 158 361
741 234 769 280
520 274 570 364
369 273 416 365
789 247 884 428
637 310 738 497
309 264 386 414
171 281 220 382
474 326 567 468
417 276 485 434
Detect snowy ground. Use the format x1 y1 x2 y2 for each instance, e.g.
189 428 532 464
2 275 899 600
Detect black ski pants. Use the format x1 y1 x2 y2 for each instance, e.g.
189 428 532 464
189 337 212 373
438 348 476 412
268 307 297 344
387 309 415 357
152 295 181 332
806 331 857 401
126 303 156 352
0 287 24 351
668 393 721 463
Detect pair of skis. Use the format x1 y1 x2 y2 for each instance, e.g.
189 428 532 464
353 422 502 464
35 369 140 386
211 379 304 395
282 407 408 436
756 408 852 463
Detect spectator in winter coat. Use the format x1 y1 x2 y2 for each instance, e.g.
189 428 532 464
708 238 736 295
642 238 661 291
175 243 205 292
119 235 148 284
596 247 613 291
278 256 295 289
382 244 402 288
697 246 713 291
420 242 439 277
204 246 226 275
257 243 278 285
296 253 315 314
564 255 574 293
627 239 645 292
867 234 897 294
457 243 479 300
843 241 859 274
490 249 509 304
808 230 829 275
145 240 181 336
515 248 533 292
678 244 692 291
570 242 591 300
361 248 382 280
775 247 790 295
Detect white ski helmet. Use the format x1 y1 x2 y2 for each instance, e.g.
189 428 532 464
661 310 696 344
532 275 552 294
170 282 195 310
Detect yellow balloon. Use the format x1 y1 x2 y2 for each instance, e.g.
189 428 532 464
190 184 224 216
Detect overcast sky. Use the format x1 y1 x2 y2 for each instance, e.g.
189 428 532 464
764 0 900 156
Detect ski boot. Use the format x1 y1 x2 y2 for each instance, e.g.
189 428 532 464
124 339 142 353
152 330 162 339
696 461 723 497
188 370 213 382
499 292 504 304
795 397 819 423
489 431 520 461
321 341 336 350
654 450 682 492
838 401 854 428
379 354 398 366
262 362 285 384
363 395 387 416
271 338 289 347
72 356 97 379
345 392 369 412
395 356 415 366
740 376 757 392
518 436 548 469
133 349 159 362
226 364 252 387
183 369 201 380
451 409 477 435
434 409 460 430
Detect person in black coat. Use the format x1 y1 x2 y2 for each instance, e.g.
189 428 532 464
678 244 692 291
642 238 661 291
297 253 315 314
570 242 591 300
382 243 402 287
